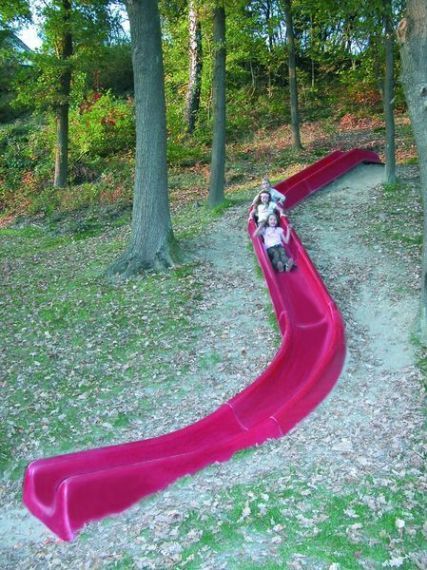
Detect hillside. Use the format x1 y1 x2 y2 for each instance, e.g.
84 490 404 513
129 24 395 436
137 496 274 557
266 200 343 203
0 126 425 567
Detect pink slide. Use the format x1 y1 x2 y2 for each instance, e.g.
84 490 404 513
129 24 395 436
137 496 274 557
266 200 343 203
23 149 381 541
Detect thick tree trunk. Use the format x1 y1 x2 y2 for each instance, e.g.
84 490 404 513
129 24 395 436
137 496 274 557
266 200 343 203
108 0 175 277
185 0 202 134
384 0 396 184
283 0 302 150
397 0 427 340
208 4 226 208
53 0 73 188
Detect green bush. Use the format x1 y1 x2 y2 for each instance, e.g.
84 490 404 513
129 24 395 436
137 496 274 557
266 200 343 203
0 119 50 212
70 91 135 158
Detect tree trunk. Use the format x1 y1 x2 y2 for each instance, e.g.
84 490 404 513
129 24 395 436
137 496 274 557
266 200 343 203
185 0 202 134
107 0 175 277
265 0 274 52
384 0 396 184
53 0 73 188
208 4 226 208
397 0 427 340
282 0 302 150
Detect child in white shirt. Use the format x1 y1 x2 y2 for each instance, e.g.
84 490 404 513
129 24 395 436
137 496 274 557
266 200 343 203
250 191 283 228
254 212 295 272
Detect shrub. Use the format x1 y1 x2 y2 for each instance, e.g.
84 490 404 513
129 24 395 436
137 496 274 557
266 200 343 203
70 91 135 158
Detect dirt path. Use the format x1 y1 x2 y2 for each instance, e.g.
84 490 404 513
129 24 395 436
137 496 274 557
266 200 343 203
1 164 424 568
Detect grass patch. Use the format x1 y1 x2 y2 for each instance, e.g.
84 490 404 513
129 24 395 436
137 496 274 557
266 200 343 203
172 474 426 569
198 351 222 370
403 156 418 166
0 220 206 476
0 226 69 260
363 180 423 262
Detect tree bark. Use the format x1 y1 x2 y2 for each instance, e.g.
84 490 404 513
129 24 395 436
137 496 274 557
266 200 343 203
282 0 302 150
53 0 73 188
185 0 202 134
397 0 427 340
208 4 226 208
107 0 175 277
384 0 396 184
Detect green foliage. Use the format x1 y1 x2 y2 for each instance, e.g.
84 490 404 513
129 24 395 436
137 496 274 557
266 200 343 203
0 119 40 210
0 109 135 216
11 1 115 114
0 0 412 220
0 0 31 25
70 91 135 158
87 43 134 96
27 185 60 216
0 0 37 119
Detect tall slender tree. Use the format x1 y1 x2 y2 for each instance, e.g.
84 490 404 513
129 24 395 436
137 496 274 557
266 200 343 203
398 0 427 340
185 0 202 134
282 0 302 150
383 0 396 184
208 1 226 208
108 0 176 276
53 0 73 188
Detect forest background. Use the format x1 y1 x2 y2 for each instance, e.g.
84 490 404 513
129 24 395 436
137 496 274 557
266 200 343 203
0 0 411 218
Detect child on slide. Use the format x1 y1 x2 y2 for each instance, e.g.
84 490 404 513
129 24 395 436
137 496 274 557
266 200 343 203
254 212 295 272
250 190 283 229
252 177 286 208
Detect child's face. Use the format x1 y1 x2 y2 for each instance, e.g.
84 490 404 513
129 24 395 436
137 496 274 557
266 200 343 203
260 192 270 204
261 179 270 192
268 214 277 227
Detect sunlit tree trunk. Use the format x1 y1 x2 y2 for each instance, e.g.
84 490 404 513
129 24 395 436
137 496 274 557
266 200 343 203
384 0 396 184
53 0 73 188
185 0 202 134
108 0 175 277
208 3 226 208
398 0 427 340
282 0 302 150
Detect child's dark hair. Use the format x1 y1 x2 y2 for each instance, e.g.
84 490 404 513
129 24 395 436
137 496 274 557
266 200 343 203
253 191 271 208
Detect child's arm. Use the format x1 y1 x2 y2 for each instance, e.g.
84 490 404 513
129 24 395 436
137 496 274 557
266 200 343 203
274 202 284 216
270 187 286 205
253 224 264 237
281 223 292 244
248 205 257 222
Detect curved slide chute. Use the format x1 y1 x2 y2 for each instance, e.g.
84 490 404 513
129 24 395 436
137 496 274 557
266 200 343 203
23 149 381 540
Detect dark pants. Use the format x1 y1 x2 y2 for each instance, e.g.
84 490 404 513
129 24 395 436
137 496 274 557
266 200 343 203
267 244 290 270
